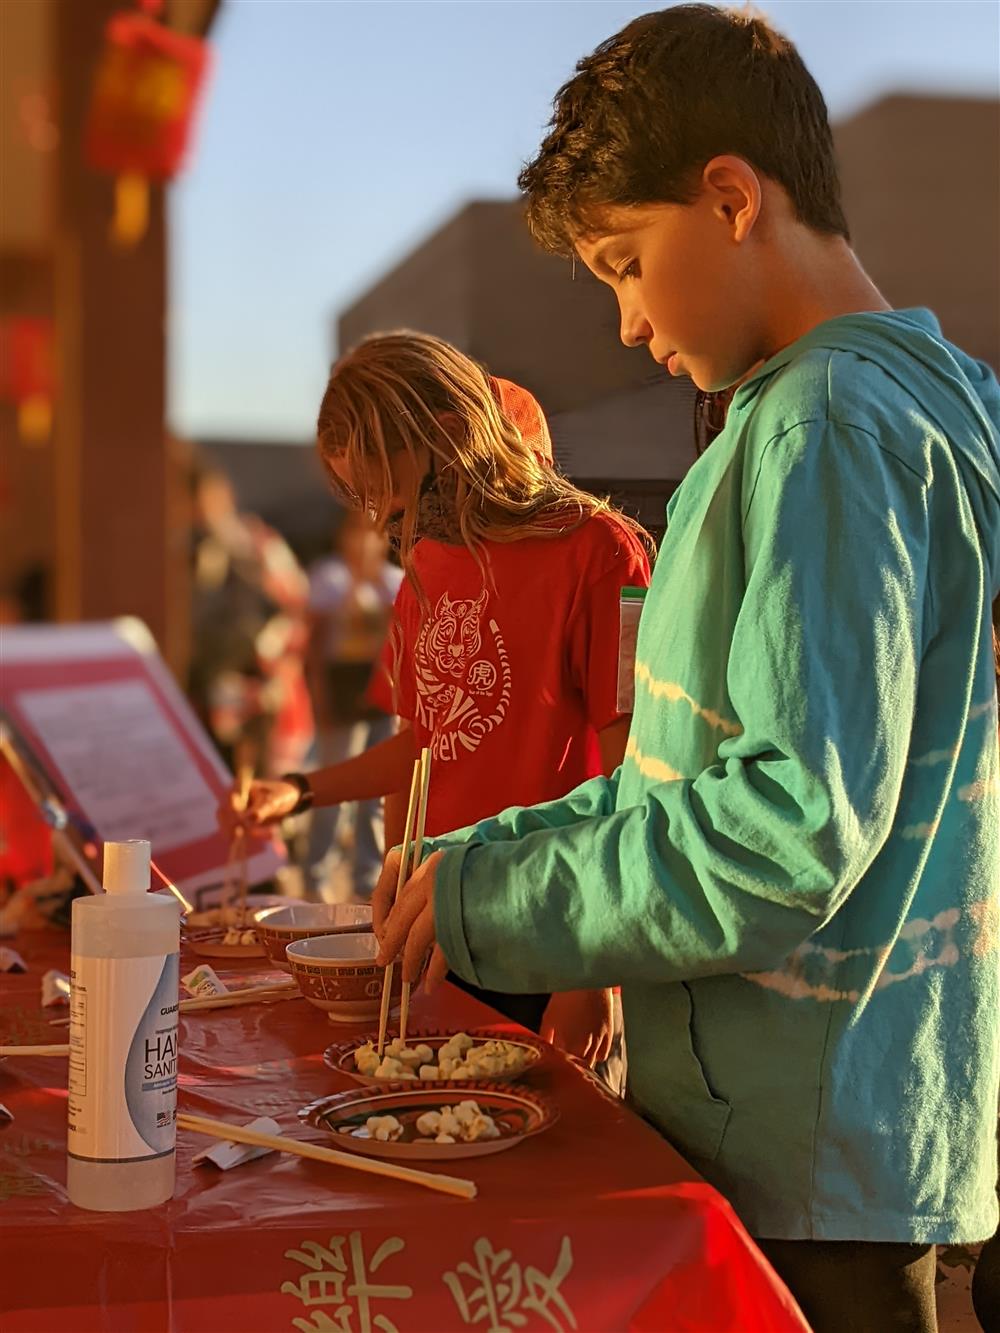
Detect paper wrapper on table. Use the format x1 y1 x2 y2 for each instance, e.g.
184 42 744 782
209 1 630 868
191 1117 279 1171
41 970 71 1006
181 964 228 999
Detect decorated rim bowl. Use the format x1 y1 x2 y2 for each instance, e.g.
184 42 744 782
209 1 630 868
255 902 372 971
285 932 399 1023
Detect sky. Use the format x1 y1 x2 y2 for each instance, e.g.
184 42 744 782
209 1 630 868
169 0 1000 442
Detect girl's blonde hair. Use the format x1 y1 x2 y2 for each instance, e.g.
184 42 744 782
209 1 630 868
316 330 652 590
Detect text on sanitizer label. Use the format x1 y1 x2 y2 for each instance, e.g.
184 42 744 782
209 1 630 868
68 953 179 1163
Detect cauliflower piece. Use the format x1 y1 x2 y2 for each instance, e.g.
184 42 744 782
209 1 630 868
396 1046 424 1069
413 1044 434 1065
386 1037 406 1057
435 1133 457 1143
440 1032 474 1062
365 1114 403 1142
354 1042 380 1075
453 1100 481 1126
376 1057 406 1079
439 1055 456 1076
463 1113 501 1142
415 1111 442 1137
438 1109 461 1138
419 1065 441 1081
223 926 257 945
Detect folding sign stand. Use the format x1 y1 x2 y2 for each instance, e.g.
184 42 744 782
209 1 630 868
0 620 284 909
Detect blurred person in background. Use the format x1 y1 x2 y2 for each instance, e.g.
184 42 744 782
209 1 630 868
187 463 313 778
305 512 402 900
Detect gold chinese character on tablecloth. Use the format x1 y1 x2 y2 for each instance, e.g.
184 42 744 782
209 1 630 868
443 1236 576 1333
281 1232 412 1333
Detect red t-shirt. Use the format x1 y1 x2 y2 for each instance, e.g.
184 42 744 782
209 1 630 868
370 514 650 837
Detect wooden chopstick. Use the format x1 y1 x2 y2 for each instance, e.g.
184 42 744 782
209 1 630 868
177 1112 476 1200
43 982 299 1029
235 759 254 923
150 858 194 914
377 758 422 1059
400 746 432 1048
0 1044 70 1057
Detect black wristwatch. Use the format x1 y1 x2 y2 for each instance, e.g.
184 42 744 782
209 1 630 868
281 772 315 815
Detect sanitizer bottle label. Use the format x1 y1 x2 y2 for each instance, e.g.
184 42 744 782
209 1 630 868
68 953 179 1163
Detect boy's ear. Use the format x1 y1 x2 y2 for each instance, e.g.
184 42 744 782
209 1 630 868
701 155 762 243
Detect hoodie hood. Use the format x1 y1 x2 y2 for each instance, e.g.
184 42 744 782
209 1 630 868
741 308 1000 595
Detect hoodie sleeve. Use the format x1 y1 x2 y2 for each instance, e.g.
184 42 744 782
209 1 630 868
425 769 620 856
434 421 929 994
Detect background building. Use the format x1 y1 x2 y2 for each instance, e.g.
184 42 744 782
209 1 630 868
330 94 999 539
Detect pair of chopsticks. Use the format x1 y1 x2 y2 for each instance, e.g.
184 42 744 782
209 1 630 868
220 758 254 922
178 980 298 1013
377 746 431 1058
9 980 301 1046
177 1112 475 1200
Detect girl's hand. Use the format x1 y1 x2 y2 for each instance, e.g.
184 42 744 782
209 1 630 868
541 988 615 1067
373 849 448 991
216 779 300 840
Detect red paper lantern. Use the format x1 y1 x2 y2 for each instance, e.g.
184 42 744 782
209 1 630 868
0 317 55 404
85 12 210 182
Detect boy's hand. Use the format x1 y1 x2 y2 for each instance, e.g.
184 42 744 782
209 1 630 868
373 848 448 991
541 988 614 1067
215 779 300 840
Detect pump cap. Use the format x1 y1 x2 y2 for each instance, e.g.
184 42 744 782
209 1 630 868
103 840 151 895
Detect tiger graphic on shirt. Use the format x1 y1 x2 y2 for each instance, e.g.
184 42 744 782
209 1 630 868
413 589 512 762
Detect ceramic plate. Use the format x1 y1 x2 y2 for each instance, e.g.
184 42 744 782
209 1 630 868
300 1081 557 1161
185 927 267 959
323 1027 546 1087
184 895 288 930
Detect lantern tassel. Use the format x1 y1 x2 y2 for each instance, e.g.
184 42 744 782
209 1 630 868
111 172 149 247
17 395 53 444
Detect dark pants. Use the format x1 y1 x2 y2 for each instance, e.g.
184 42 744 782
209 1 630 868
974 1229 1000 1331
756 1239 938 1333
446 971 549 1032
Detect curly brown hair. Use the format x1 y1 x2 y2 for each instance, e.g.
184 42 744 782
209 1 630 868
518 3 849 255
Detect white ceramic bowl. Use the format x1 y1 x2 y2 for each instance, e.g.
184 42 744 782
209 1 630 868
255 902 372 971
285 933 399 1024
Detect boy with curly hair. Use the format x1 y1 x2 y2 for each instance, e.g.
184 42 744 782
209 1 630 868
376 8 1000 1327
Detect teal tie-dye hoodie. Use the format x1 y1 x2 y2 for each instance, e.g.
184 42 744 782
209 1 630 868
428 309 1000 1243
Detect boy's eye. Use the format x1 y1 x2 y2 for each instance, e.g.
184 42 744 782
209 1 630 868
617 259 640 282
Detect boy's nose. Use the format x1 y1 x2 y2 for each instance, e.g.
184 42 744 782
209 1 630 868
620 308 653 349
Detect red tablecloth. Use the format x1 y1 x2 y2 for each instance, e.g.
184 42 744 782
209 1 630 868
0 929 810 1333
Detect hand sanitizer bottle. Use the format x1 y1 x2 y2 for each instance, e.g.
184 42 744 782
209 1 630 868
67 840 180 1210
